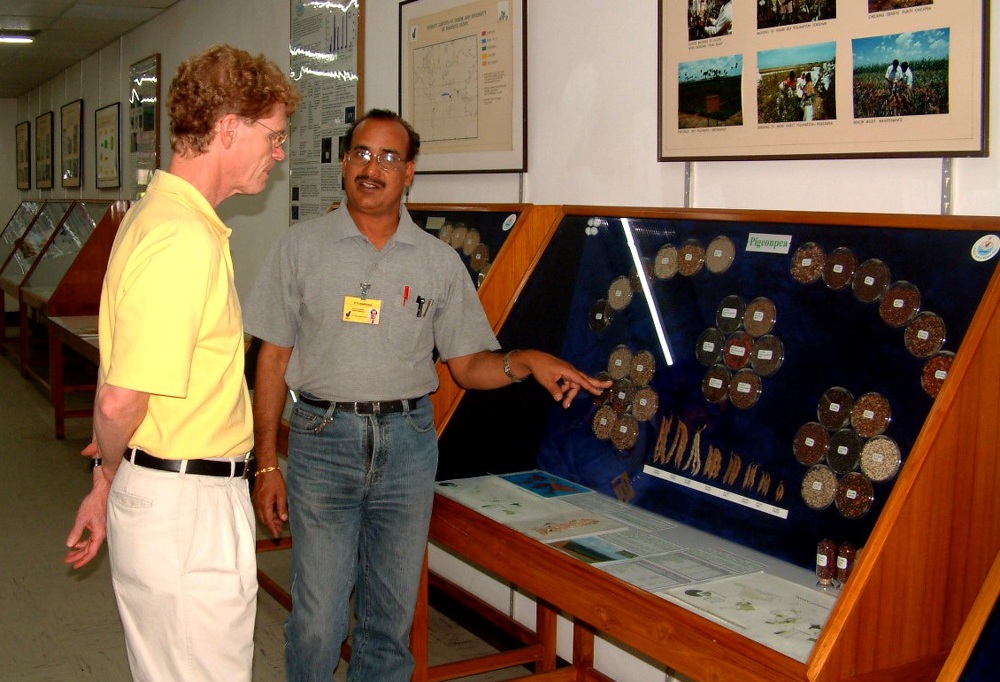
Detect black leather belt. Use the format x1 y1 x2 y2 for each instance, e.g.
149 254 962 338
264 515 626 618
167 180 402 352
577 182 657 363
125 448 250 478
298 394 420 416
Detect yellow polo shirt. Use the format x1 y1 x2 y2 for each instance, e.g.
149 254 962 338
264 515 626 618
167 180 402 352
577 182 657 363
99 171 253 459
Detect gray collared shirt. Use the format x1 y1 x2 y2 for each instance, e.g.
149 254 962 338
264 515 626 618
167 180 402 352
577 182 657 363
243 203 499 401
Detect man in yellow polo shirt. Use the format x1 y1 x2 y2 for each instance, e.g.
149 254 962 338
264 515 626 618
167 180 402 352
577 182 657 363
64 45 298 681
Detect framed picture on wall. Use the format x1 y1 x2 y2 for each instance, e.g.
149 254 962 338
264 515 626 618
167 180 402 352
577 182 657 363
35 111 54 190
399 0 527 173
659 0 988 160
95 103 121 189
15 121 30 190
60 99 83 188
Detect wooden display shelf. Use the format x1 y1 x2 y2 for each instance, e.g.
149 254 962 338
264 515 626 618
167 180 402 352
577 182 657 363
426 205 1000 682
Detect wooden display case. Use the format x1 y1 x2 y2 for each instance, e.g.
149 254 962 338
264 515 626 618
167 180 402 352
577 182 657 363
0 201 44 354
13 201 126 384
426 205 1000 682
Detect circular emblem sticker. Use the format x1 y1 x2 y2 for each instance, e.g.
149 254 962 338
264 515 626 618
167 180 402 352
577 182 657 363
972 234 1000 262
502 214 517 232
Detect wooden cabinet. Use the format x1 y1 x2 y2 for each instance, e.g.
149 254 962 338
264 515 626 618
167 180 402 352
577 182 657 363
427 206 1000 682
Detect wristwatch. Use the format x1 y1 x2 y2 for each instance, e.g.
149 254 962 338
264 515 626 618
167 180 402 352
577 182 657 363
503 350 525 383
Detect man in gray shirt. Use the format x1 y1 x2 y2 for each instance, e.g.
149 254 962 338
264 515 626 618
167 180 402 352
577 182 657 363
243 109 608 682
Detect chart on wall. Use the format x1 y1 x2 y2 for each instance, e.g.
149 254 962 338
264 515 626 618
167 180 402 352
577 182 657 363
289 0 363 222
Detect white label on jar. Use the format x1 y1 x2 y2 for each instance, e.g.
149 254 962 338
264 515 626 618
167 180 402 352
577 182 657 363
702 341 716 352
599 417 608 426
893 298 905 309
713 248 723 257
864 275 875 286
709 378 723 389
863 409 874 420
833 264 844 273
753 311 764 321
837 445 848 455
639 398 648 406
812 481 823 491
802 257 813 266
836 556 848 569
729 346 747 357
617 391 627 400
685 253 693 261
873 453 884 463
636 363 644 372
935 369 948 380
847 489 858 500
805 437 815 447
660 257 669 265
817 555 829 567
737 382 751 394
722 307 737 319
757 349 773 361
830 403 841 413
918 329 930 340
619 425 628 434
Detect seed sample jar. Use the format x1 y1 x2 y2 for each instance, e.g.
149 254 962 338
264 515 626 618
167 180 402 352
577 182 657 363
904 311 946 358
654 243 678 280
729 369 763 409
794 422 830 466
836 542 858 585
678 239 706 277
706 235 736 274
724 331 754 370
853 258 892 304
822 246 858 290
801 464 838 510
716 294 747 334
921 351 955 398
827 428 864 474
791 242 826 284
702 364 731 404
851 392 892 438
818 386 854 431
835 472 875 520
860 435 902 482
696 327 726 367
751 334 785 377
744 296 777 337
879 281 922 328
816 538 837 586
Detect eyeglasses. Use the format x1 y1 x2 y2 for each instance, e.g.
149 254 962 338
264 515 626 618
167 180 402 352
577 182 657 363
346 147 406 172
254 119 288 148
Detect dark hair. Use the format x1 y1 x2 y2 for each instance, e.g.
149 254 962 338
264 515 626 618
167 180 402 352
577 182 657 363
168 44 300 155
345 109 421 161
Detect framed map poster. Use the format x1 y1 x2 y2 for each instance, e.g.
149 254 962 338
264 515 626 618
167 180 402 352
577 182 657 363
399 0 527 173
659 0 988 161
289 0 364 222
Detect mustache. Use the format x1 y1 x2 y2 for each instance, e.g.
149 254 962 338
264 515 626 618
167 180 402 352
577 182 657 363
354 175 385 188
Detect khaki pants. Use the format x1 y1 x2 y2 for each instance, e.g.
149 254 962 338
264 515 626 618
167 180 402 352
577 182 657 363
107 458 257 682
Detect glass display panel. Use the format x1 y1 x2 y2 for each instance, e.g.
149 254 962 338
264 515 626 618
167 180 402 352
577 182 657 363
0 201 42 270
438 211 999 569
0 201 73 284
409 208 521 288
24 201 110 299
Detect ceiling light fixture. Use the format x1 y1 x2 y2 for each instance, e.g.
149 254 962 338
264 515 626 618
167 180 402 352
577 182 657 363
0 30 38 44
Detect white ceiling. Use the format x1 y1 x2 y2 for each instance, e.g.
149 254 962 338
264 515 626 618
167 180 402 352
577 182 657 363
0 0 182 99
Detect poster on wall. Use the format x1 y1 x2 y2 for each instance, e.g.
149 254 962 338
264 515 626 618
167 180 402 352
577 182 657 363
289 0 364 223
60 99 83 188
15 121 30 190
399 0 527 173
659 1 987 161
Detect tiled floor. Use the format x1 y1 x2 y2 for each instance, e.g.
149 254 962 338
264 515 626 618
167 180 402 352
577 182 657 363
0 351 526 681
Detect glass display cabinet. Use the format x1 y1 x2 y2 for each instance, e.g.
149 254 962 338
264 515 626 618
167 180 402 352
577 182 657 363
0 201 43 355
424 206 1000 682
0 201 73 356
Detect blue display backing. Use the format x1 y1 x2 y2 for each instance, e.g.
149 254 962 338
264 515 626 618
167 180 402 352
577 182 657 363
437 212 998 569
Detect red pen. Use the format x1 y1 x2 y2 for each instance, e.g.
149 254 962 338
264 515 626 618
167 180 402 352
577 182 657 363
403 286 410 306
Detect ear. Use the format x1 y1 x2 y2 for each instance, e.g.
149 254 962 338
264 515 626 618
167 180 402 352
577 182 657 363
217 113 241 150
403 159 416 188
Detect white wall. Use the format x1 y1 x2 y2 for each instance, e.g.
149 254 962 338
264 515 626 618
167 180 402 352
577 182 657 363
3 1 999 679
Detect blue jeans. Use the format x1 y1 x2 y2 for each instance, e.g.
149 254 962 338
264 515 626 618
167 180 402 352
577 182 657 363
284 396 437 682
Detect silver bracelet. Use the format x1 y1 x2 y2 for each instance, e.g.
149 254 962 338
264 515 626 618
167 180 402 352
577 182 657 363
503 350 525 383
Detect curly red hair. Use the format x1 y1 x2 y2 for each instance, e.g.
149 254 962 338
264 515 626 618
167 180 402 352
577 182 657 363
168 44 300 155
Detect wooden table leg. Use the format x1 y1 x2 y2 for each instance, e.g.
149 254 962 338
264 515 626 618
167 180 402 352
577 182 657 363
49 322 66 439
411 548 430 682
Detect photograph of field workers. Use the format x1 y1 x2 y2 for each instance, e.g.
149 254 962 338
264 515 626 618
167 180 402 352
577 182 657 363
852 28 950 118
756 42 836 123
